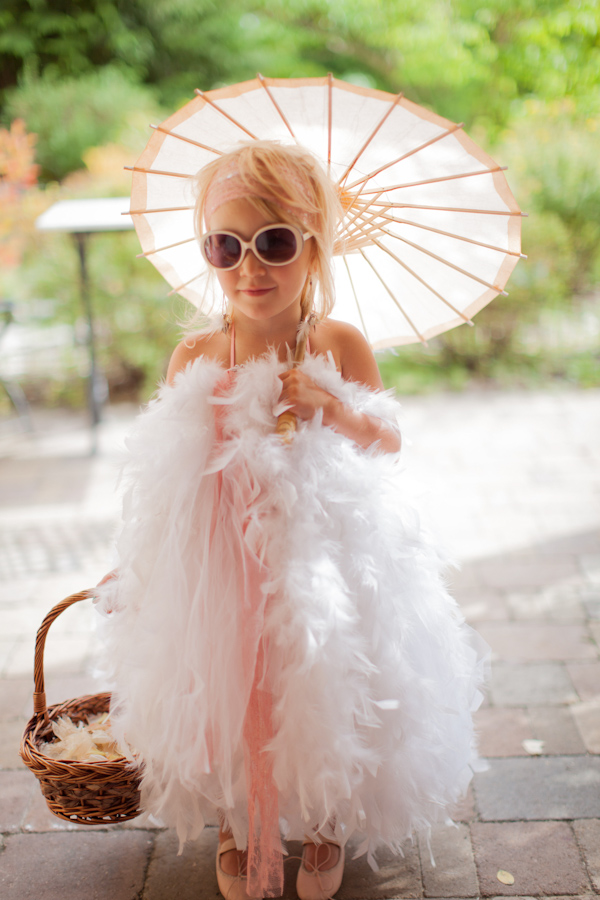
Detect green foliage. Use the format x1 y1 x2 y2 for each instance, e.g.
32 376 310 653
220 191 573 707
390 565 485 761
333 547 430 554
3 0 599 130
498 101 600 294
17 222 180 401
428 94 600 378
377 331 600 395
487 0 600 105
4 65 162 181
377 346 472 394
1 0 599 403
84 230 181 399
0 0 346 112
260 0 600 135
528 130 600 293
0 0 157 86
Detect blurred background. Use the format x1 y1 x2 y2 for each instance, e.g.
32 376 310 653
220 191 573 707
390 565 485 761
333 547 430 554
0 0 599 417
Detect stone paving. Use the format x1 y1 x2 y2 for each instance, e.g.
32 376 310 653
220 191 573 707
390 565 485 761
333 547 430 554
0 388 599 900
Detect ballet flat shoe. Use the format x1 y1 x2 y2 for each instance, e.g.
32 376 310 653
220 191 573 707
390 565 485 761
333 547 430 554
296 839 345 900
216 837 261 900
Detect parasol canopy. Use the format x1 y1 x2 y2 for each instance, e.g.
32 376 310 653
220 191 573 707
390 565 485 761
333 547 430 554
126 75 524 348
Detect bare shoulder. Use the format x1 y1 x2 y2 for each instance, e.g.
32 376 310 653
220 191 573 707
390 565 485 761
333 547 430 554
311 319 383 390
166 329 229 384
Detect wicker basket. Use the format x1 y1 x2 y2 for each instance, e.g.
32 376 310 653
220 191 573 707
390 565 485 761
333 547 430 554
20 589 142 824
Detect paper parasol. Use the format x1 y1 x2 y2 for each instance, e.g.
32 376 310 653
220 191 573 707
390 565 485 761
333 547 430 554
126 75 524 348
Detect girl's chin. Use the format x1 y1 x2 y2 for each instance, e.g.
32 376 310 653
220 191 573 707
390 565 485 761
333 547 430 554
233 299 302 321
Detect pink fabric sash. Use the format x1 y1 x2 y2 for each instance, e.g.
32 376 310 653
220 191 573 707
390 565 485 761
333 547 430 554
213 370 283 898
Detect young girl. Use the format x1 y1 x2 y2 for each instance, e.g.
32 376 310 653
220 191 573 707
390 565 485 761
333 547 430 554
97 141 486 900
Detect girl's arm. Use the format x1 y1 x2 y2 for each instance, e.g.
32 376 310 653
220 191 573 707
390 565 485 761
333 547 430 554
279 322 401 454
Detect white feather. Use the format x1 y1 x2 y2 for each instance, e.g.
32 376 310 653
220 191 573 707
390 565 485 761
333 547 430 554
96 352 488 861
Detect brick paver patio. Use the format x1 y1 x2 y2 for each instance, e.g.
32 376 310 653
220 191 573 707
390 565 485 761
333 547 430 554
1 388 599 899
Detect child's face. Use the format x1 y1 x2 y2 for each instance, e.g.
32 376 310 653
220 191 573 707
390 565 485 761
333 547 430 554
206 197 313 325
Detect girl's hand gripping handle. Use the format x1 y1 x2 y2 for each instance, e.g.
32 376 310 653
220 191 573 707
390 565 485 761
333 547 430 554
275 328 309 443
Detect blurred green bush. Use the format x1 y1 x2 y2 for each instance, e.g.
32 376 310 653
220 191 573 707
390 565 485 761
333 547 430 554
8 224 181 405
4 66 163 182
418 103 600 391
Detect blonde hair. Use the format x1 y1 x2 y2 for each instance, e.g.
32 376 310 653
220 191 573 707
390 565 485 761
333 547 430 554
193 141 342 322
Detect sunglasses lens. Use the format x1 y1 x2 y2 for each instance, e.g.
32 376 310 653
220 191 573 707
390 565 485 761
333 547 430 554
255 227 298 264
203 233 242 269
202 226 301 269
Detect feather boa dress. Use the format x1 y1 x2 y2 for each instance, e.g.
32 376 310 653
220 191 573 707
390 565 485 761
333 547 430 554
96 350 487 886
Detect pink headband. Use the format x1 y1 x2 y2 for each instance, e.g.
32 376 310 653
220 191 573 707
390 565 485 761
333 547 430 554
204 159 318 231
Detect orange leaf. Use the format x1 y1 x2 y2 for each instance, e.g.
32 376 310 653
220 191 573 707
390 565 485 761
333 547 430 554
497 869 515 885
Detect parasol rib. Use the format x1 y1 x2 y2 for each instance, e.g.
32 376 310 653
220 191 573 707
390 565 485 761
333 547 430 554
372 238 474 324
337 190 416 252
137 236 197 258
341 209 410 253
195 90 259 139
367 201 525 217
342 256 371 344
345 122 464 192
168 272 205 295
340 189 517 293
388 232 509 295
388 219 525 258
346 207 525 258
339 209 388 253
337 187 389 240
338 204 379 242
338 203 387 231
359 250 427 344
338 92 404 188
360 166 508 195
336 179 404 239
257 73 297 139
125 205 193 215
150 124 223 155
336 235 376 253
125 165 193 179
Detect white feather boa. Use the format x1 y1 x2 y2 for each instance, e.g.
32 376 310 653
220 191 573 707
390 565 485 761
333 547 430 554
96 352 487 865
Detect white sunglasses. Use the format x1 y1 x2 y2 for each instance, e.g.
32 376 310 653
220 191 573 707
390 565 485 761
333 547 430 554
200 223 311 270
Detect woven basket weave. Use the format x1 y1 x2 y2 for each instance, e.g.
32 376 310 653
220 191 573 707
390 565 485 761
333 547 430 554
20 589 142 824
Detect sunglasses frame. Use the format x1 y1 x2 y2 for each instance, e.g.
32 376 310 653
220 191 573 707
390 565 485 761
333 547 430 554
200 223 311 270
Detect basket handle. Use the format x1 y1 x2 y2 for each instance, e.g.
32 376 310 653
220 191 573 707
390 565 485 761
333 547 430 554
32 589 93 725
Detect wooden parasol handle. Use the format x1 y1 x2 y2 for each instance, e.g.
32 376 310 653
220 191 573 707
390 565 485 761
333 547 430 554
32 589 93 724
275 409 297 442
275 327 310 443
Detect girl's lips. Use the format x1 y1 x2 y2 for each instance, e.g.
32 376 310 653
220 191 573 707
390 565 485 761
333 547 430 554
240 287 275 296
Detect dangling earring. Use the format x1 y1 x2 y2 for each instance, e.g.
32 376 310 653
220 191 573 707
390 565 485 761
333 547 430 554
220 293 231 333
